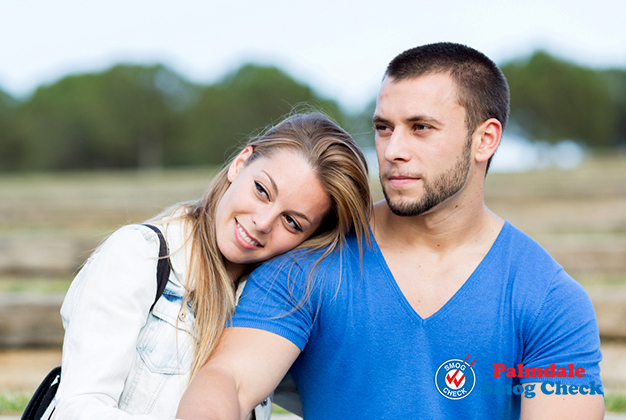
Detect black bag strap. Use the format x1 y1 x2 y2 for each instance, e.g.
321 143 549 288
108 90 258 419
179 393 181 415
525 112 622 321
141 224 171 311
21 366 61 420
21 224 172 420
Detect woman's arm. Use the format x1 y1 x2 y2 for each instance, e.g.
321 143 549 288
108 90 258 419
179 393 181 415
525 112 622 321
54 226 165 420
177 327 300 420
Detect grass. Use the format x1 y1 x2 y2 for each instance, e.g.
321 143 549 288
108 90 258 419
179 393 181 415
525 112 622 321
2 390 625 415
0 277 72 293
606 392 626 412
0 390 30 415
0 393 294 416
272 404 291 414
0 393 296 416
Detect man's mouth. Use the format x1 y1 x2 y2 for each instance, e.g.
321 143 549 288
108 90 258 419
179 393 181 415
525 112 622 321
387 174 420 187
236 220 262 247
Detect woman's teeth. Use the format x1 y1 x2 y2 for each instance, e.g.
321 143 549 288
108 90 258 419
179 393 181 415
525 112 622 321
237 222 260 246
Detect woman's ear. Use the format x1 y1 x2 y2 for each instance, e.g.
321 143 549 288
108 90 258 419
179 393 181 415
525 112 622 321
474 118 502 164
227 146 254 182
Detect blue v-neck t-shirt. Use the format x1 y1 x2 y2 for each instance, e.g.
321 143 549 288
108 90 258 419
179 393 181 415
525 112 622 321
232 222 603 419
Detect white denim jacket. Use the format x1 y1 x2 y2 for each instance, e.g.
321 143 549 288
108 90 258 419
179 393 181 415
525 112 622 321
52 222 273 420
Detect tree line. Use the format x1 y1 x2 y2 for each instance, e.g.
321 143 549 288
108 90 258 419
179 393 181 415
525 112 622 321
0 51 624 172
501 51 626 148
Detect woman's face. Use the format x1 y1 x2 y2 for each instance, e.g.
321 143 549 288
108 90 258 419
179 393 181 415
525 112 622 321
215 146 332 275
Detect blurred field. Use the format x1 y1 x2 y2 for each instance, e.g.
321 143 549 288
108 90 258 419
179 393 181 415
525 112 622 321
2 155 625 284
1 153 626 406
0 168 219 279
484 155 626 283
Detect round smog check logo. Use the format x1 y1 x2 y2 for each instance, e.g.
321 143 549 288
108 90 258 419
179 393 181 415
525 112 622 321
435 355 477 400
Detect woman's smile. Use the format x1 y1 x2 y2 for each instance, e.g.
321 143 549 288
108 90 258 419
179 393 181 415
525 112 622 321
235 219 262 249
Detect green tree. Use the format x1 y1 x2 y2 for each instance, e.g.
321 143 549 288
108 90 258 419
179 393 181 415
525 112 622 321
0 90 23 171
2 63 350 171
13 65 192 171
343 99 376 150
502 51 616 147
175 64 344 166
602 68 626 146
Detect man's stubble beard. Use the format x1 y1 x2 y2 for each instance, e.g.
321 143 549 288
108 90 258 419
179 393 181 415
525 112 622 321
381 136 473 217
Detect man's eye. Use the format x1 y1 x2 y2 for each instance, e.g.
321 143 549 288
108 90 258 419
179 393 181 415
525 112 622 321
284 214 302 232
375 125 393 136
415 124 429 131
254 181 269 199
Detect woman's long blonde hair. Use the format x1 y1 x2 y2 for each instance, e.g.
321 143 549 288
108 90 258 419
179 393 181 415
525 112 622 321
157 112 371 377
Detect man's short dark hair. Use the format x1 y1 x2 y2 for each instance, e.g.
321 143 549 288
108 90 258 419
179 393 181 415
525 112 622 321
385 42 510 171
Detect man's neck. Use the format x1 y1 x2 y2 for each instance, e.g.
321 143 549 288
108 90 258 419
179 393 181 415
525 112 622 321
370 192 504 319
371 193 502 254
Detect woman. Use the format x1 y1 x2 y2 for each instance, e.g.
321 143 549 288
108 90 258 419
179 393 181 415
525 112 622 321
51 113 371 420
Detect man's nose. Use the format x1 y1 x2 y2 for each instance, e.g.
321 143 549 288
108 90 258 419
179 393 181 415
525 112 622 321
383 129 412 163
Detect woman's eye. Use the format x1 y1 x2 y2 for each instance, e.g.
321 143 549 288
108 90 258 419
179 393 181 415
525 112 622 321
254 181 269 199
284 214 302 232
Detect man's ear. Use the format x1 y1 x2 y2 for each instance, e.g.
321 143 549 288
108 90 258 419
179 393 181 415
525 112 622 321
227 146 254 182
473 118 502 164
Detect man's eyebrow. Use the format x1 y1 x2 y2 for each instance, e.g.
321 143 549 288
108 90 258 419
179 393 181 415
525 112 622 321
372 115 390 125
372 115 443 126
406 115 442 125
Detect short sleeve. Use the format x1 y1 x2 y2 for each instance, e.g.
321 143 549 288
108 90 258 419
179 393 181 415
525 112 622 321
520 269 603 387
231 256 315 351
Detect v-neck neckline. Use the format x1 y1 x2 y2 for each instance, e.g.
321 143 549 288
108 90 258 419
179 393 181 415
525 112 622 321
370 221 510 324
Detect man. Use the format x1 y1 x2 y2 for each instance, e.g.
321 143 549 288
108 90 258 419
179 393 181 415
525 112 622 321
178 43 604 419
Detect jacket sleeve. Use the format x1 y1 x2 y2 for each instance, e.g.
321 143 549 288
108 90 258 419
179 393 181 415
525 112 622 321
53 225 173 420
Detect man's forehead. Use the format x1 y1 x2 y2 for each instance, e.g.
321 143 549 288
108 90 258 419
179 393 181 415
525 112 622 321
379 73 458 97
375 73 463 118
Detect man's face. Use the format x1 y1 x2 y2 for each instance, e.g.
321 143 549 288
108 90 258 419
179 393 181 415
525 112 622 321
373 73 474 217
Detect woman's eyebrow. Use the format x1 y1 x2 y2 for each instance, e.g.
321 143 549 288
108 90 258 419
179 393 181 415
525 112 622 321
262 170 279 195
291 211 311 224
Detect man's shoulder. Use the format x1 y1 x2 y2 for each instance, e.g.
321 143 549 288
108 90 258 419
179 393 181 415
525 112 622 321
498 221 563 271
497 222 591 313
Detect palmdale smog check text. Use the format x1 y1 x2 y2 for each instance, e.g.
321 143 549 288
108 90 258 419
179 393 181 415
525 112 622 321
480 363 603 399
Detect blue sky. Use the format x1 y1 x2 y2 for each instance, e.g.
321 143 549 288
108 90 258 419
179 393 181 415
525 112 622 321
1 0 625 112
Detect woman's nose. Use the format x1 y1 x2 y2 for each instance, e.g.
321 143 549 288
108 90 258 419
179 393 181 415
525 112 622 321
251 211 276 234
